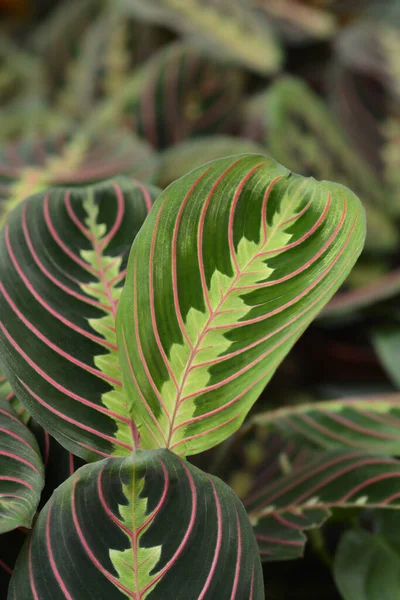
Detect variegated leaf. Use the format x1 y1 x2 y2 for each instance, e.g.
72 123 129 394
118 0 281 75
0 131 157 228
0 397 44 533
252 394 400 455
245 450 400 561
117 154 365 456
156 136 265 188
122 43 245 150
265 76 397 254
0 177 159 461
9 449 264 599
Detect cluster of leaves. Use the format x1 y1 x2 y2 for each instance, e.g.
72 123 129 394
0 0 400 598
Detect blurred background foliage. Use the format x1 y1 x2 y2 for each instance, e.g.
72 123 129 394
0 0 400 598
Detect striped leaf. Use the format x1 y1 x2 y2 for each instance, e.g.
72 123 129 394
265 76 397 254
0 131 157 228
29 420 85 507
9 449 264 599
156 136 265 188
0 397 44 533
251 394 400 455
117 154 366 456
119 0 281 75
122 44 245 150
0 177 160 461
245 450 400 561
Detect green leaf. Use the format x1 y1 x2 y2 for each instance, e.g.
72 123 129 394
9 449 264 599
0 397 44 533
251 394 400 454
156 136 266 188
246 450 400 562
371 325 400 390
265 76 397 254
334 515 400 600
117 154 366 456
254 0 336 42
0 177 160 462
322 267 400 319
0 131 158 228
123 43 245 150
118 0 281 75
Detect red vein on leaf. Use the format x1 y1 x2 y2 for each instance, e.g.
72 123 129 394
4 226 117 350
46 500 74 599
22 205 109 311
19 379 133 451
99 183 125 250
198 477 223 600
44 194 98 275
230 506 242 600
28 538 40 600
171 168 212 350
71 477 134 597
0 282 122 388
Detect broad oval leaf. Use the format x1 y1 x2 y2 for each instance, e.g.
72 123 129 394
9 449 264 599
0 397 44 533
0 177 160 461
117 154 366 456
245 450 400 562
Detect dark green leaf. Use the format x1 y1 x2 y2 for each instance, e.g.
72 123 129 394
9 449 264 599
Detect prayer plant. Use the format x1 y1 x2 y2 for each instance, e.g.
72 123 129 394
4 150 395 599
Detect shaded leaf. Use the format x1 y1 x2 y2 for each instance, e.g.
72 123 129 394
334 514 400 600
120 43 245 150
0 177 159 461
118 0 281 75
265 76 396 254
118 154 365 456
371 325 400 390
246 451 400 561
252 394 400 455
156 135 265 188
0 397 44 533
9 449 264 599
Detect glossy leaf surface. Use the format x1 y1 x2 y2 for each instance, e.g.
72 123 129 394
246 451 400 561
0 177 159 461
9 449 264 599
252 394 400 454
118 154 365 456
0 397 44 533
